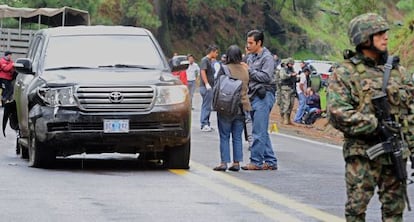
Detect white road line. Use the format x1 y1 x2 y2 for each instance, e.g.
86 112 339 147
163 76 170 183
274 132 342 150
170 168 302 222
186 161 345 222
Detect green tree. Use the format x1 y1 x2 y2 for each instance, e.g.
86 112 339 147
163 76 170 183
396 0 414 12
3 0 26 7
120 0 161 29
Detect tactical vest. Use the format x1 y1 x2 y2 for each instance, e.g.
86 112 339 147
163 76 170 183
280 67 296 88
344 56 414 155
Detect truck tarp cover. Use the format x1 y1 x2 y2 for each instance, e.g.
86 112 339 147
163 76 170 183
0 4 89 26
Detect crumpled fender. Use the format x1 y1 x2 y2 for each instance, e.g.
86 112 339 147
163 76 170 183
2 100 18 137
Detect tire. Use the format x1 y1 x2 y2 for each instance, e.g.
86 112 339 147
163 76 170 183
165 140 190 169
28 125 55 168
15 137 20 155
16 134 29 159
19 143 29 159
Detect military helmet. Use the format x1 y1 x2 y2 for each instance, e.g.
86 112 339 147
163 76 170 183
286 57 294 65
348 13 389 46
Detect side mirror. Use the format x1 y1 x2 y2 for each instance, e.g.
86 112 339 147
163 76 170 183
14 58 34 75
171 55 189 72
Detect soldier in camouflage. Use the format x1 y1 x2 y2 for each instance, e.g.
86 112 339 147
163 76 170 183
279 58 298 125
327 13 414 222
275 59 286 116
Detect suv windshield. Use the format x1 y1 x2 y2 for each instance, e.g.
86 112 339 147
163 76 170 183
43 35 164 70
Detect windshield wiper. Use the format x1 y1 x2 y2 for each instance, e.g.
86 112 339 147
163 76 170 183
45 66 95 71
99 64 155 69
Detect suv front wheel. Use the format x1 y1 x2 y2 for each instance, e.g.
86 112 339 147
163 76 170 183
165 140 190 169
28 122 55 168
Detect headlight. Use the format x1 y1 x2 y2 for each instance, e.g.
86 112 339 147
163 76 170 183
155 85 188 105
37 86 76 107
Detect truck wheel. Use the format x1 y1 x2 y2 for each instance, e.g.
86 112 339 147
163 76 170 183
15 137 20 155
165 140 190 169
19 143 29 159
28 129 55 168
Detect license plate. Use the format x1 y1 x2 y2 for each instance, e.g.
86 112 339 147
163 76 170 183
104 119 129 133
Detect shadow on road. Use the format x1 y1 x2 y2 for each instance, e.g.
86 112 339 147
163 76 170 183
48 154 167 171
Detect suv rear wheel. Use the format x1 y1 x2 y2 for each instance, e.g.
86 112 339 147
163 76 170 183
18 143 29 159
16 132 29 159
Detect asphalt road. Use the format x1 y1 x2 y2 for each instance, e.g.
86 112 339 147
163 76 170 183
0 94 413 222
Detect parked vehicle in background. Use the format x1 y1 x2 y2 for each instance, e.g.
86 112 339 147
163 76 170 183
9 26 191 169
170 55 190 85
293 60 334 88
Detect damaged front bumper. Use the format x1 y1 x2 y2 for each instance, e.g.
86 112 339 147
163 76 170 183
28 104 191 156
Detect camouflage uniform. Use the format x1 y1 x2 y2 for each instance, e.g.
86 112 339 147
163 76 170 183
279 58 297 124
327 13 414 222
274 59 286 110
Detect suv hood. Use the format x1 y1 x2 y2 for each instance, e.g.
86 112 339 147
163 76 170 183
40 69 178 86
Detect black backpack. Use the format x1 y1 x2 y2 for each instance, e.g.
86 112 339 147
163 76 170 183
212 65 243 116
302 111 321 125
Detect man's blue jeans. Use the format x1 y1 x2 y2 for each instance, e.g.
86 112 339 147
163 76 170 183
294 92 306 122
0 79 13 101
199 85 213 128
187 80 196 106
217 113 244 163
249 91 277 167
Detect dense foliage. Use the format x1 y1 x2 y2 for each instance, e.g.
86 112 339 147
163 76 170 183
2 0 414 72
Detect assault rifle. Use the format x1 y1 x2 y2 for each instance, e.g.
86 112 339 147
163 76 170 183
366 93 411 211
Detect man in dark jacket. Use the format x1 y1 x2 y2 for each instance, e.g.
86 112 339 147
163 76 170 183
241 30 278 171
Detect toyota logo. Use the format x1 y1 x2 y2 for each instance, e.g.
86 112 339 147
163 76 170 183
109 91 123 103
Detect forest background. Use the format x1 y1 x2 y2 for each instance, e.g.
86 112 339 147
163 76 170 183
3 0 414 73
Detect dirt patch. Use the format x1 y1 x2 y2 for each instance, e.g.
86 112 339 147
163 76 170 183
269 101 344 146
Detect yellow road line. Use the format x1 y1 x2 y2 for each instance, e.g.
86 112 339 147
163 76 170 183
187 161 345 222
170 169 301 222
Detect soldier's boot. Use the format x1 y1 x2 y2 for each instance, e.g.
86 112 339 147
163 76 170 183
283 114 290 125
286 113 292 125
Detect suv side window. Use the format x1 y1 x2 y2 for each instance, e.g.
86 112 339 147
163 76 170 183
27 35 43 73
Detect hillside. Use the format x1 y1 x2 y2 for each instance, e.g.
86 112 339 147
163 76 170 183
159 0 414 72
4 0 414 72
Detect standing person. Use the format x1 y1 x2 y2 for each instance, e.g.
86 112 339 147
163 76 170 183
273 54 281 68
0 51 15 106
212 58 221 80
300 60 316 88
327 13 414 221
293 67 310 123
242 46 253 149
279 58 297 125
186 54 200 109
213 45 251 171
220 54 227 64
199 44 219 132
241 29 278 170
275 59 286 117
168 52 178 69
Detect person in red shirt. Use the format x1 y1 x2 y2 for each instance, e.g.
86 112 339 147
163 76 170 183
0 51 15 106
171 55 189 85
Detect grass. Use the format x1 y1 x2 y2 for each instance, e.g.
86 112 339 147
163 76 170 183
319 87 327 111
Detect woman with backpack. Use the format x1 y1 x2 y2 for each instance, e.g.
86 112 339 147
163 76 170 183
213 45 251 171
